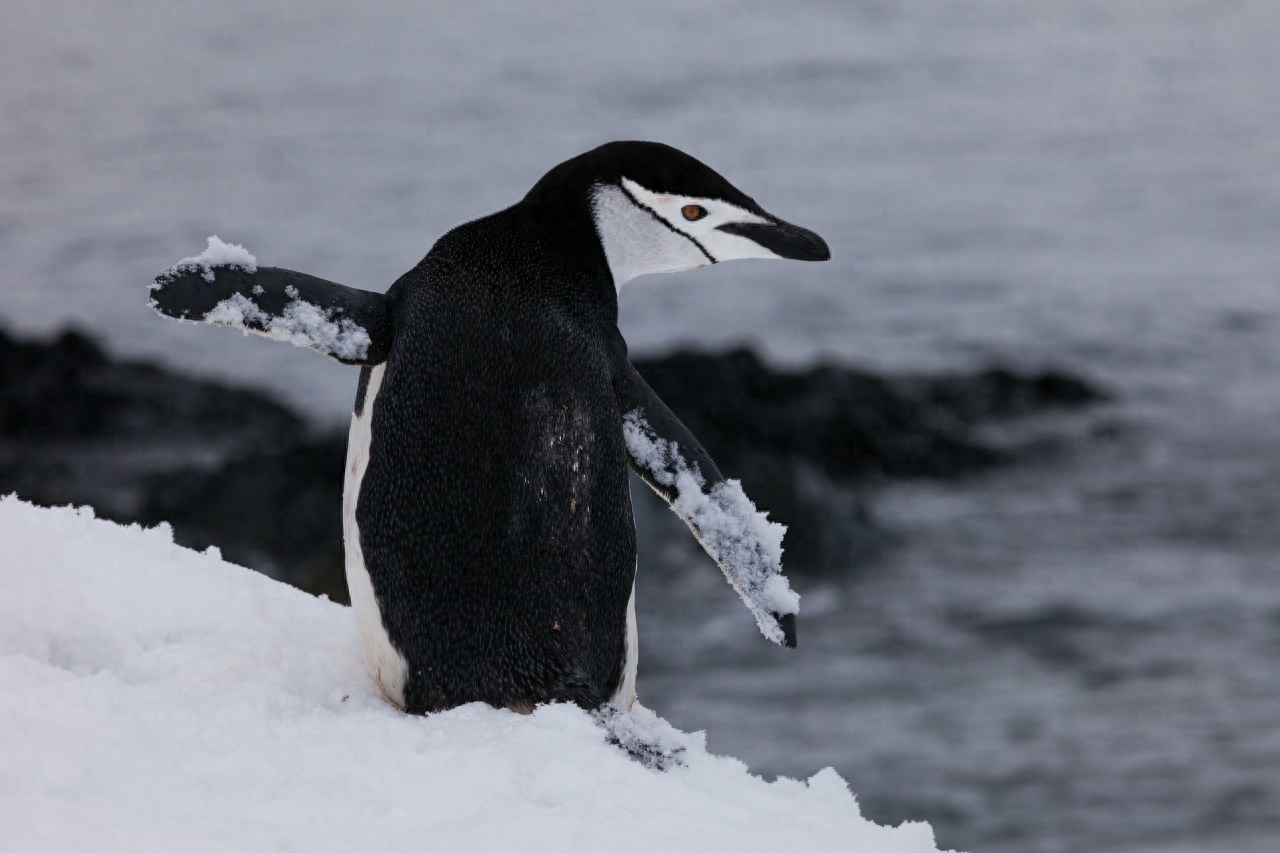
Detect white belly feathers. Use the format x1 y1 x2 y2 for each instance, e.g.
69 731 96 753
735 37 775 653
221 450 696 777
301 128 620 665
342 364 410 709
610 578 639 710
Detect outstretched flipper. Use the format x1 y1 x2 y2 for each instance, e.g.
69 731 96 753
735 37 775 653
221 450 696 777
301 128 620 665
149 236 392 365
613 363 799 648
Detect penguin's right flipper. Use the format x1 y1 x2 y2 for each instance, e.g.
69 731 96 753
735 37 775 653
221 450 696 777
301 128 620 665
149 245 391 365
612 363 799 649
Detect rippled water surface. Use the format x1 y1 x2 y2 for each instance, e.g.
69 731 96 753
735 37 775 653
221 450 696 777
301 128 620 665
3 2 1279 850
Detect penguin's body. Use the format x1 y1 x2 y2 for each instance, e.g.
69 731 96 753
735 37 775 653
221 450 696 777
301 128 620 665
346 208 640 713
151 142 829 727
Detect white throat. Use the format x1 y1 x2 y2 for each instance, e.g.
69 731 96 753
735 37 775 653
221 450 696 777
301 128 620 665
590 178 782 290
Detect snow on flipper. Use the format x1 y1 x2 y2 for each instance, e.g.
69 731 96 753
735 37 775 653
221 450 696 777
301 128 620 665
593 703 692 771
623 410 799 647
612 363 798 649
150 237 392 365
161 235 258 282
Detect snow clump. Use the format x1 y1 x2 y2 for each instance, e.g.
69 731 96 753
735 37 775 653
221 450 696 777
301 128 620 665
160 234 257 283
204 287 371 361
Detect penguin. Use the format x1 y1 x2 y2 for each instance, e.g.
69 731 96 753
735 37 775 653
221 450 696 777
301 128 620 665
150 141 829 761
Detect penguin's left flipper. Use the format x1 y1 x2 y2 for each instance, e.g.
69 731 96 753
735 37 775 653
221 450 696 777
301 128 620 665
613 363 799 649
149 264 391 366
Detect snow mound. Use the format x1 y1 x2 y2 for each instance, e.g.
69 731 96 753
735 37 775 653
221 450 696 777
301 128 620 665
160 234 257 283
0 497 948 853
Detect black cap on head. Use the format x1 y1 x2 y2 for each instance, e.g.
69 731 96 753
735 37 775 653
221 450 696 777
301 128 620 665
523 140 830 270
524 141 766 215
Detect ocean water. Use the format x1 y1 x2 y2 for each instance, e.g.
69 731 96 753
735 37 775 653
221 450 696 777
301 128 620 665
3 1 1279 850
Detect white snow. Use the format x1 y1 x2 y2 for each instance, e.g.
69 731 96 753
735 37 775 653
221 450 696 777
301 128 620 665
622 410 800 645
160 234 257 283
0 497 946 853
203 290 372 362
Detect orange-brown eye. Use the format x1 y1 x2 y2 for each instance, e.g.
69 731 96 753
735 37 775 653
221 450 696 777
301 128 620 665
681 204 707 221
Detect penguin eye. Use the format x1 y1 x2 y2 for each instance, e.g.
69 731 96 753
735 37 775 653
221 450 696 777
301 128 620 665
681 204 708 222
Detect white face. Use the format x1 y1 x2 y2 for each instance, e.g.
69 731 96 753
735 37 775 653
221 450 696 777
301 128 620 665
591 177 786 288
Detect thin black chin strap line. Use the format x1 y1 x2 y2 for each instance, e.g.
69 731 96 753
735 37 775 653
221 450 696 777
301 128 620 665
617 181 717 265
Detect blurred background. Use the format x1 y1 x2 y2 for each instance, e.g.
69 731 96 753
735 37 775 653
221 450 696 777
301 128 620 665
3 1 1279 850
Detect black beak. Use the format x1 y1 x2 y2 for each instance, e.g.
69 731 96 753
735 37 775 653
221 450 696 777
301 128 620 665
717 217 831 262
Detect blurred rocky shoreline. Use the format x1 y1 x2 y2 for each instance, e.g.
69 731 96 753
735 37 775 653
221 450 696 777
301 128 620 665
0 327 1104 600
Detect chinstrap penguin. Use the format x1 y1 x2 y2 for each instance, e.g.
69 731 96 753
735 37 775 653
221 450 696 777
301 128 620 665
150 141 830 767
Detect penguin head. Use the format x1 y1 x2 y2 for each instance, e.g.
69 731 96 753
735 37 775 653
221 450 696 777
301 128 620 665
524 141 830 288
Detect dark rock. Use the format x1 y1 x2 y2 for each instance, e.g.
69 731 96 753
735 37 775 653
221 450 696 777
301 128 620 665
909 367 1105 424
0 329 1106 596
634 349 1010 480
0 326 303 443
0 325 307 519
139 435 349 599
631 352 1107 570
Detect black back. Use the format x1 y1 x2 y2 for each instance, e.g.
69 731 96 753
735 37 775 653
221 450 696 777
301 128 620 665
356 181 634 712
523 140 768 219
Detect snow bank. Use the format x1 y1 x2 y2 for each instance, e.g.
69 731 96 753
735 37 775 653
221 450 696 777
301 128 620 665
0 497 947 853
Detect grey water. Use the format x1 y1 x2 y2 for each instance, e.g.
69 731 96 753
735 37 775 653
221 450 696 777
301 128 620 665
3 1 1279 850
